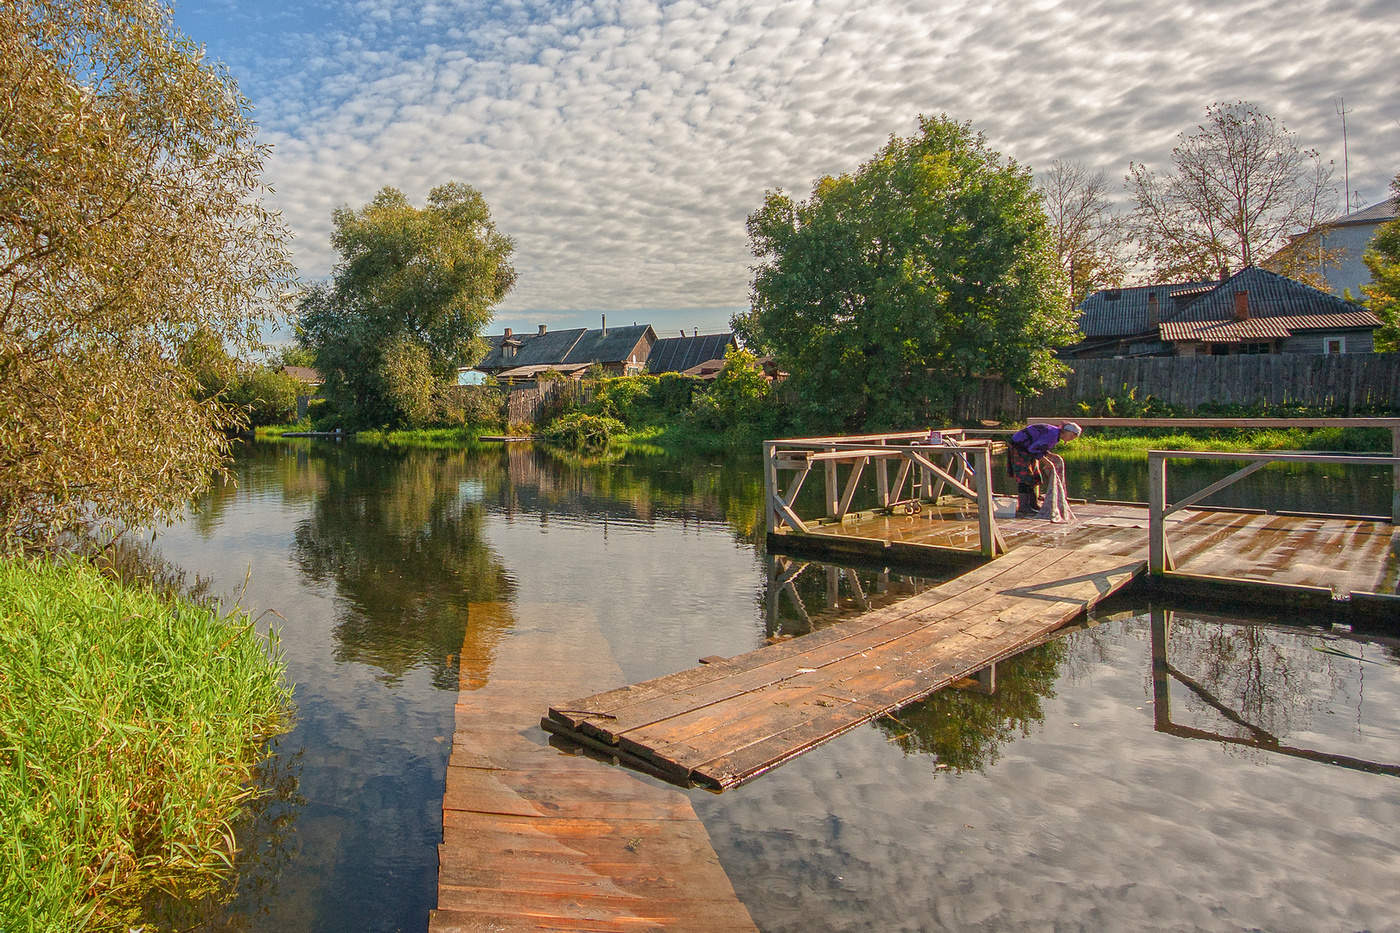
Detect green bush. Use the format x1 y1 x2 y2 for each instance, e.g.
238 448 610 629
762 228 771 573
540 411 626 453
228 367 302 427
0 555 290 929
432 382 503 429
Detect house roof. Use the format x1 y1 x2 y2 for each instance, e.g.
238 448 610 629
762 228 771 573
1076 280 1218 337
680 358 728 380
1323 196 1399 228
281 365 323 384
1167 266 1361 323
561 323 654 365
494 362 592 379
1161 311 1380 343
645 333 736 374
477 327 587 370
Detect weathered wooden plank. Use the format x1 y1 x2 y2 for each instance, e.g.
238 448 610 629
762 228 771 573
432 604 755 932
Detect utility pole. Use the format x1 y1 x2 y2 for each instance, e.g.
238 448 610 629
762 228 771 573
1336 97 1351 216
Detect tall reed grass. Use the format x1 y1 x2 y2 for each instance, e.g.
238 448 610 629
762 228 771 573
0 555 291 930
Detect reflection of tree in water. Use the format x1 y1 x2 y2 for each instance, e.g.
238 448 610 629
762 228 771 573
875 641 1067 773
191 441 333 537
1158 611 1345 742
292 445 514 688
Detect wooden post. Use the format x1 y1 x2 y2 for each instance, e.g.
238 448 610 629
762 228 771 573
763 442 776 534
973 444 997 557
824 449 838 519
1148 452 1169 573
876 439 890 508
1392 428 1399 525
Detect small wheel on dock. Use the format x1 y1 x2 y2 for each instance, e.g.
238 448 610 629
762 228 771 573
911 502 923 514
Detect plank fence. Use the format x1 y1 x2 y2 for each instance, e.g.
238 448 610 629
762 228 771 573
954 353 1400 422
504 379 596 425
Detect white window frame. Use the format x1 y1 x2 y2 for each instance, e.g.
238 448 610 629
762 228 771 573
1324 335 1346 354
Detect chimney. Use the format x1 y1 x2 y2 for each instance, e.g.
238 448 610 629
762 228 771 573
601 314 606 336
1234 291 1249 321
503 327 512 339
537 323 547 336
1147 292 1160 327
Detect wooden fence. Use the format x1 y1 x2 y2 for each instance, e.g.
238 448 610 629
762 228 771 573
954 353 1400 422
504 379 596 425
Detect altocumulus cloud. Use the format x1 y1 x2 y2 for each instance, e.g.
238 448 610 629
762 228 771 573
178 0 1400 330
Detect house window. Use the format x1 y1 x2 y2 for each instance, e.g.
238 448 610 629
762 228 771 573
1210 344 1230 356
1325 336 1345 354
1240 342 1271 355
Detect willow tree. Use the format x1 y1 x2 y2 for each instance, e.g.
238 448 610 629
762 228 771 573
298 184 516 428
736 115 1074 430
0 0 293 543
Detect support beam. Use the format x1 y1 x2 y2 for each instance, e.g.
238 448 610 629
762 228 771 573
824 454 839 519
972 444 999 557
1148 454 1173 573
906 450 978 501
1165 460 1269 517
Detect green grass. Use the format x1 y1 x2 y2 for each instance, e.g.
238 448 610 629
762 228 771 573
0 556 291 931
1063 426 1392 456
253 419 310 438
352 426 494 449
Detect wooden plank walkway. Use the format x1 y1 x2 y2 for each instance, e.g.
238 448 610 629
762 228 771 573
544 541 1142 790
431 602 755 932
790 501 1398 597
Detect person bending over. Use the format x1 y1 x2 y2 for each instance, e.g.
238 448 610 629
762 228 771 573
1007 421 1082 518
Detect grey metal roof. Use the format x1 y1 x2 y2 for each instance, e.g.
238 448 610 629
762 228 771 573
1167 266 1361 323
477 328 586 371
561 324 655 365
1076 280 1217 338
1324 196 1399 227
645 333 736 374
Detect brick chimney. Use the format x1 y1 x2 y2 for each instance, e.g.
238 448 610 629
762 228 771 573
503 327 513 339
537 323 547 336
1147 292 1160 327
1234 291 1249 321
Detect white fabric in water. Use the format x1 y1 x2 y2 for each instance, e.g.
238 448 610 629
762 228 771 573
1036 453 1076 524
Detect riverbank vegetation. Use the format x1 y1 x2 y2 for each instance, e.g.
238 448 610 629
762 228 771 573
0 555 290 930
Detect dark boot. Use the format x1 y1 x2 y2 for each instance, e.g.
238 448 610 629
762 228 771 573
1016 484 1040 518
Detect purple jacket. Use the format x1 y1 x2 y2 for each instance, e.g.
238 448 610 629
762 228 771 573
1010 423 1063 458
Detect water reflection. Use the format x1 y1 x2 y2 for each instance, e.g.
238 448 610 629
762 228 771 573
765 555 955 638
290 445 515 688
1149 606 1400 777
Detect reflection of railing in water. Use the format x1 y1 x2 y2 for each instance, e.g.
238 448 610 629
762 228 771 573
765 555 946 638
763 429 1005 557
1148 607 1400 778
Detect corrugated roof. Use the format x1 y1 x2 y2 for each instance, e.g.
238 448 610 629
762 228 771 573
561 324 655 365
1160 310 1380 343
495 363 592 379
1076 280 1218 338
1167 266 1359 323
645 333 736 374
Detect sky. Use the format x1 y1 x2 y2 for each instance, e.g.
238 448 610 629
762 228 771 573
172 0 1400 338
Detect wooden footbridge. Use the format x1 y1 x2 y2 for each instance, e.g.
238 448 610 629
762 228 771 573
544 421 1400 791
432 603 755 932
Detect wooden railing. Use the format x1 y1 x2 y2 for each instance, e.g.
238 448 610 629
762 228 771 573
763 429 1005 557
969 417 1400 524
1146 448 1400 574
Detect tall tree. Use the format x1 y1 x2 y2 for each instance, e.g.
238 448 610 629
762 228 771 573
1126 101 1336 282
299 184 516 428
0 0 294 543
1364 174 1400 350
736 115 1075 430
1039 160 1125 310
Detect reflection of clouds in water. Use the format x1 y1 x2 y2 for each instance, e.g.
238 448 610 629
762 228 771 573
696 617 1400 932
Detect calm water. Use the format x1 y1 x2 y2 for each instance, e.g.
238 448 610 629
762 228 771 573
151 441 1400 931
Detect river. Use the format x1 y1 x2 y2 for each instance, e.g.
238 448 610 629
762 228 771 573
148 440 1400 931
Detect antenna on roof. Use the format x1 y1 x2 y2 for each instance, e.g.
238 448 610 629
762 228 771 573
1336 97 1351 217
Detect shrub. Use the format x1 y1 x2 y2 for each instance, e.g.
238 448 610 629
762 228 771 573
540 411 626 453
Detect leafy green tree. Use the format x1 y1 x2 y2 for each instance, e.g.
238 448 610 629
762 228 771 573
1127 101 1336 283
0 0 294 543
299 184 516 429
1364 175 1400 350
735 115 1073 430
691 347 772 431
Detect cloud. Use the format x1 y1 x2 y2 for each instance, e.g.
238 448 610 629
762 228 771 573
182 0 1400 330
